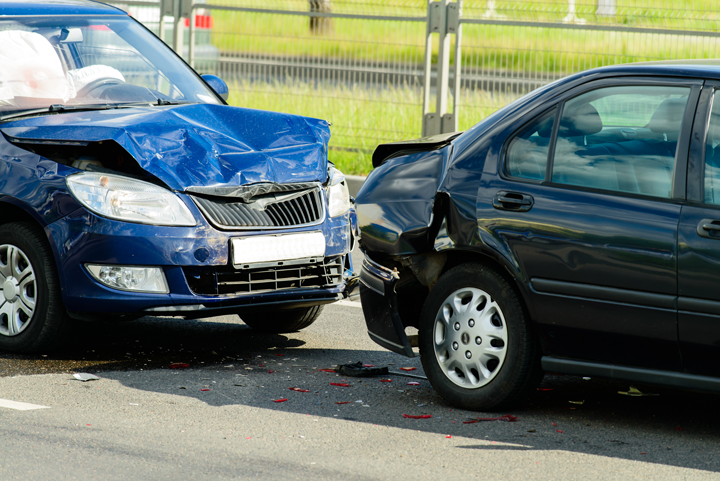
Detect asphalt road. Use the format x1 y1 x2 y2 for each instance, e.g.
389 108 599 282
2 294 720 478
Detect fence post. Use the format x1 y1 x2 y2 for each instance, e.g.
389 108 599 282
309 0 333 35
423 1 460 137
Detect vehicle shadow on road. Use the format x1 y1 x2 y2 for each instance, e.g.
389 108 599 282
2 313 720 473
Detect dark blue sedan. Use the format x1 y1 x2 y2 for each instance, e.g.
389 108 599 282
357 60 720 410
0 0 356 352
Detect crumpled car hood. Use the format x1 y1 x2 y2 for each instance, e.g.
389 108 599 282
0 103 331 192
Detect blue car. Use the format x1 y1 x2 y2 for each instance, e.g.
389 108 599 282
0 0 357 353
357 60 720 410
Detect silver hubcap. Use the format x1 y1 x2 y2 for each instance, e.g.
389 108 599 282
0 245 37 337
433 287 508 389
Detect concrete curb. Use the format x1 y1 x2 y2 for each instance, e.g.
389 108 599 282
345 174 367 199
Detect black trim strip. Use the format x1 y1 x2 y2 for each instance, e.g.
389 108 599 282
531 278 676 309
542 357 720 393
678 297 720 316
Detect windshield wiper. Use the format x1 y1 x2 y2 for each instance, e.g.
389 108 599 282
0 103 138 122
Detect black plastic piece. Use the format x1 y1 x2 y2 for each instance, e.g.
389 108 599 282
335 362 389 377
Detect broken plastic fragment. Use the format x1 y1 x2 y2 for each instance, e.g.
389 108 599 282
552 422 557 426
618 386 659 397
403 414 431 419
200 388 209 391
363 364 374 367
268 370 275 373
273 398 288 403
445 435 452 439
330 382 350 387
275 354 284 357
569 400 585 405
407 382 420 386
319 369 336 373
335 401 351 404
289 388 310 392
583 377 591 380
169 363 190 369
556 430 564 433
465 414 518 423
335 362 389 377
399 367 417 371
380 379 392 383
73 373 100 382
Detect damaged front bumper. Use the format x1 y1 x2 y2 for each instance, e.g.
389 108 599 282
359 255 417 357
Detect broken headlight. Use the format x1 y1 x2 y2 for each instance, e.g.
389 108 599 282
327 166 351 218
66 172 196 226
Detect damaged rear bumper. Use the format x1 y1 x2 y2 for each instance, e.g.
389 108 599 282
359 255 416 357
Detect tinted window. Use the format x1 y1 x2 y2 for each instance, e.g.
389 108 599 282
704 91 720 205
505 108 556 180
551 86 690 198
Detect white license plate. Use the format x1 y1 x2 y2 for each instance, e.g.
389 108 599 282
231 232 326 267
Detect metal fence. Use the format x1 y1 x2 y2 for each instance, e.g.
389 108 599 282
109 0 720 171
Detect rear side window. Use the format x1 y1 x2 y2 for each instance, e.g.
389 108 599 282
551 86 690 198
704 91 720 205
505 108 556 181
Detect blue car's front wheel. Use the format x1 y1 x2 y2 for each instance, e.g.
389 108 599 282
0 223 69 353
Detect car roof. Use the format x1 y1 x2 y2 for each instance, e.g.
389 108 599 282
563 60 720 83
0 0 126 17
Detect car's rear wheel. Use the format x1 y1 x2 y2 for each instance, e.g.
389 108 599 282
240 305 324 333
418 263 542 411
0 222 69 353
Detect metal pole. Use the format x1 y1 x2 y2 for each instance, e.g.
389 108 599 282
435 0 450 131
451 2 462 133
189 3 196 68
422 1 435 137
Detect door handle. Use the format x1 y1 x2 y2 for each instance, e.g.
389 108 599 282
697 218 720 239
493 191 534 212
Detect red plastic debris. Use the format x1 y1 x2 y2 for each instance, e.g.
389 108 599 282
641 452 646 455
275 354 284 357
319 369 336 373
273 398 288 403
363 364 374 367
200 389 209 391
407 382 420 385
556 430 564 433
403 414 432 419
380 379 392 383
268 370 275 374
335 401 351 404
399 367 417 371
246 437 251 439
330 382 350 387
289 387 310 392
169 362 190 369
445 435 452 439
537 388 553 391
464 414 518 424
259 364 264 367
552 422 558 426
675 427 683 431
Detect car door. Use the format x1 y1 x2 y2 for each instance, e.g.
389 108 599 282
478 77 701 370
678 81 720 377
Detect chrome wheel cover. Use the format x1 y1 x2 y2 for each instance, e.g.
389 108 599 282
433 287 508 389
0 244 37 337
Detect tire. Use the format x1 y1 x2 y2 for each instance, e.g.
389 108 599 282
0 222 69 353
240 305 324 333
418 263 542 411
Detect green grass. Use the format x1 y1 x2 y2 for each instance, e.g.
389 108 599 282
227 79 515 175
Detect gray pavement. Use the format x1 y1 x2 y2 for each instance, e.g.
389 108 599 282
1 304 720 479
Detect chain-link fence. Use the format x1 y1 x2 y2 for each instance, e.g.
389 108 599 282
109 0 720 174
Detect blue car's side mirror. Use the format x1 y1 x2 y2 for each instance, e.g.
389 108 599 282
201 74 229 101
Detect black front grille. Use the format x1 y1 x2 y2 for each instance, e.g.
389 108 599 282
184 256 344 296
192 188 323 229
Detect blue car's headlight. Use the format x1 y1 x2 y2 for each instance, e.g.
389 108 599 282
66 172 196 226
327 166 351 218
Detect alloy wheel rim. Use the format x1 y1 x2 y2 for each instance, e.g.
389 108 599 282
433 287 508 389
0 244 37 337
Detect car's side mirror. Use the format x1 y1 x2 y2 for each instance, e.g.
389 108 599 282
201 74 229 101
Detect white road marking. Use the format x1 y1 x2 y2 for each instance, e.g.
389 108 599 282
336 300 362 309
0 399 50 411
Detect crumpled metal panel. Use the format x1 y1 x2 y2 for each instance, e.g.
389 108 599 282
0 103 331 191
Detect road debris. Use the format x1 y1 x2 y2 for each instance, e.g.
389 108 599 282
335 401 351 404
318 369 336 373
289 388 310 392
380 379 392 383
330 382 350 387
569 400 585 405
73 373 100 382
169 363 190 369
407 382 420 386
335 362 388 377
200 389 210 391
464 414 518 424
403 414 432 419
399 367 417 371
273 398 288 403
618 386 659 397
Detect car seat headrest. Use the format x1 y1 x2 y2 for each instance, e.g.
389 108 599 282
558 103 602 137
649 98 687 134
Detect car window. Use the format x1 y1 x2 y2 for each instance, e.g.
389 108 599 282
551 86 690 198
505 108 556 181
704 91 720 205
0 17 220 114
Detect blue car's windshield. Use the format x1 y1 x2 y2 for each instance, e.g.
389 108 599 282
0 16 221 115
